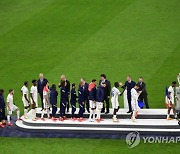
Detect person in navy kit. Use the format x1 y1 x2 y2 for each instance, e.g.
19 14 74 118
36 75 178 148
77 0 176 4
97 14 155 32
37 73 48 110
0 89 6 128
78 81 85 122
80 78 89 113
123 76 136 113
88 79 97 122
50 84 58 121
96 82 106 122
59 81 68 121
70 83 78 120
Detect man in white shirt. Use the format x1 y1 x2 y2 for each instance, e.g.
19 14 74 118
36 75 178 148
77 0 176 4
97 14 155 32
111 82 121 122
6 89 21 126
131 84 140 122
167 81 178 120
30 80 38 121
21 81 30 118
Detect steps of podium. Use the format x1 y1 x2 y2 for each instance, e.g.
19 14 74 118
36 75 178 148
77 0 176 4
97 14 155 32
35 108 175 119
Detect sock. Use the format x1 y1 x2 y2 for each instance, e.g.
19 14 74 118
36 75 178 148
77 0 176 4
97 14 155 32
93 110 96 120
7 115 10 123
17 110 20 119
99 110 101 119
113 115 116 119
89 109 93 119
32 109 36 119
47 109 50 118
167 114 170 119
41 110 44 118
24 109 28 117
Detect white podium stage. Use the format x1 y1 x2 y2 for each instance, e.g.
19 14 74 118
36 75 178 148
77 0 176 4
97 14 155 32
16 108 180 136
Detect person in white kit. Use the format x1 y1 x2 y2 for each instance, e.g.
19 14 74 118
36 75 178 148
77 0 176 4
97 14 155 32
30 80 38 121
131 84 140 122
177 73 180 87
111 82 122 122
167 81 178 120
21 81 30 119
41 81 50 120
6 89 21 126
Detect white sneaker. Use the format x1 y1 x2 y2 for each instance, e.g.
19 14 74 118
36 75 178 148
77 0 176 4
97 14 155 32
89 118 94 122
113 118 119 122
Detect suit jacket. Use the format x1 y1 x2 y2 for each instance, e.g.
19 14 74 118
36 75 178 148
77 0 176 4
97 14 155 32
137 82 148 95
124 80 136 95
99 79 111 99
37 78 48 94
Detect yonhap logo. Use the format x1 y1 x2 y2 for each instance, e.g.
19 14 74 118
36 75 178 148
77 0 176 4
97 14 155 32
126 132 140 148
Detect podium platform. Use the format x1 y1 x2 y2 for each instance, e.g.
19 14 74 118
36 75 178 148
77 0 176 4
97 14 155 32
15 108 180 136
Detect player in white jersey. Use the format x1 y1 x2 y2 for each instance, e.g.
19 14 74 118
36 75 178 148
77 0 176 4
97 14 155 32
41 81 50 120
131 84 140 122
30 80 38 121
177 73 180 87
6 89 21 126
21 81 30 119
167 81 177 120
111 82 122 122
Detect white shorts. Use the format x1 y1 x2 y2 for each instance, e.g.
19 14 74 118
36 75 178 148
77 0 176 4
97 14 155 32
7 104 18 115
96 102 103 110
131 101 139 112
111 98 119 109
89 100 96 109
23 100 29 107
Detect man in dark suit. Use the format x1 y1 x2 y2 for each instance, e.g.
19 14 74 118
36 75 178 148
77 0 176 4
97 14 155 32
81 78 89 113
37 73 48 110
137 77 149 108
59 75 70 112
99 74 111 114
124 76 136 113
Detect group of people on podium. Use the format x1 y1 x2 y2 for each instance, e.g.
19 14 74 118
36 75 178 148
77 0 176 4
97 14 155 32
0 73 150 127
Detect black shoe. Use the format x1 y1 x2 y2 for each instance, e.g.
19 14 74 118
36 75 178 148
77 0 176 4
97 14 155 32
101 110 105 113
105 112 109 114
127 111 132 113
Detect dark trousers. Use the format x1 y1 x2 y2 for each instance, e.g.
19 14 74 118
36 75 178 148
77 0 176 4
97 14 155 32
84 99 89 112
66 98 70 112
0 109 6 121
78 103 85 118
102 98 110 113
60 102 66 117
39 93 44 109
71 101 76 118
139 94 149 108
52 104 57 117
127 94 132 112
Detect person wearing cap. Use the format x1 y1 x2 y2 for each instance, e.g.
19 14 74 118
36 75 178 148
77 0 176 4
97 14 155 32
88 79 97 122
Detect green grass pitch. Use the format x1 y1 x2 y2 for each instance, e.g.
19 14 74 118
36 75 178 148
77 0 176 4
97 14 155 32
0 0 179 153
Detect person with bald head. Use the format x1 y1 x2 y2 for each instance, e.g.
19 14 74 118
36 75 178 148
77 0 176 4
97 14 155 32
124 76 136 113
37 73 48 110
59 75 70 112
